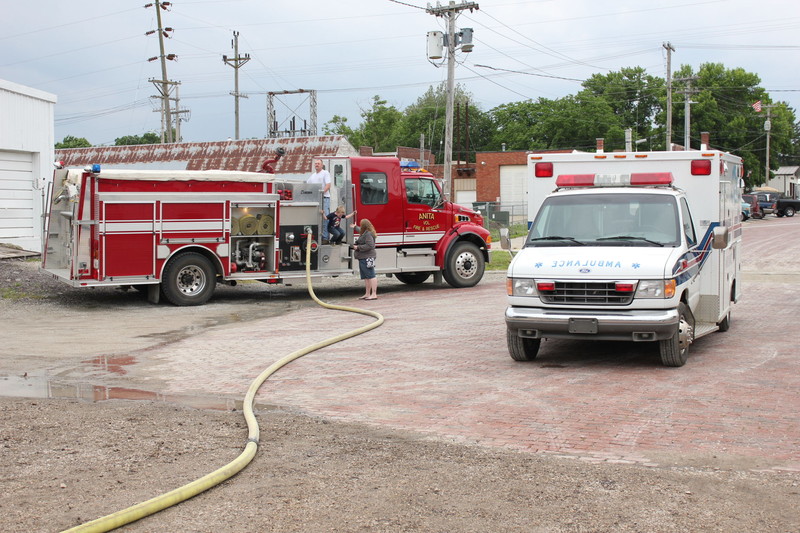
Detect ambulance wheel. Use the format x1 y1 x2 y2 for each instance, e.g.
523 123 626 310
659 302 693 367
507 328 540 361
443 242 484 288
162 252 216 306
395 272 431 285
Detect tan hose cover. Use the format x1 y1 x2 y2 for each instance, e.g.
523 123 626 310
239 214 257 235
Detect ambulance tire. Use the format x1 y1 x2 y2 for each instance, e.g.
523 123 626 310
394 272 431 285
659 302 693 367
507 327 540 361
443 242 484 288
162 252 216 306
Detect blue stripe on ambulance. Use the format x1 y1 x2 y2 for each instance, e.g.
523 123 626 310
671 223 717 285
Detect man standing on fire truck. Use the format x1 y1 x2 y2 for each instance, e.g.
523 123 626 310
307 159 332 241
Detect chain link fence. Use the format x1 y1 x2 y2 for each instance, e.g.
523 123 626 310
472 201 528 231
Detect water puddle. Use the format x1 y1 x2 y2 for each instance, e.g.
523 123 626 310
0 373 243 411
84 354 137 375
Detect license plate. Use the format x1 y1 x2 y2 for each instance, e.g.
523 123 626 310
569 318 598 334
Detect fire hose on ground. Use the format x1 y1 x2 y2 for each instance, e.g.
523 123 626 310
62 229 384 533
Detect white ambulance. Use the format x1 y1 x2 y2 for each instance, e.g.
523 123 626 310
505 148 743 366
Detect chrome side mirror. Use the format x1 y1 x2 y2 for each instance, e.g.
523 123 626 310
711 225 729 249
500 227 511 251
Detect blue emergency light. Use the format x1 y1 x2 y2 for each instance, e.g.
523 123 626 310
91 164 101 173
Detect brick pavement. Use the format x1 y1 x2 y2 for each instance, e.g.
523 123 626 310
151 215 800 471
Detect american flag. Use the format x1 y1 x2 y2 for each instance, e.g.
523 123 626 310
752 100 762 112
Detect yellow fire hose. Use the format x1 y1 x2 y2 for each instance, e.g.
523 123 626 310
63 231 384 532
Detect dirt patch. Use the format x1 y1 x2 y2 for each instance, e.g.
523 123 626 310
2 256 799 532
2 398 798 533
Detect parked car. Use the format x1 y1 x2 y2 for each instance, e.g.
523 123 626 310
741 198 751 221
754 192 779 216
742 194 762 219
776 196 800 217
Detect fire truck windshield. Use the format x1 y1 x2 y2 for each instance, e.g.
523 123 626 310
527 193 681 247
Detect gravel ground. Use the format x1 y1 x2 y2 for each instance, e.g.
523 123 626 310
1 255 799 533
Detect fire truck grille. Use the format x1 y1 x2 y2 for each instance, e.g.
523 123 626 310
539 281 634 305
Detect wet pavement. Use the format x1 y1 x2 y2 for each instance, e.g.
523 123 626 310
2 215 799 472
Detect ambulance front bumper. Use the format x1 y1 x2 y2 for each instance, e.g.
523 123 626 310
505 306 679 342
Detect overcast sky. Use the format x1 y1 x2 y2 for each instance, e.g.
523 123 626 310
3 0 798 149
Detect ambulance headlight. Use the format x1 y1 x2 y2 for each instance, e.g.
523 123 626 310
507 277 537 297
635 279 676 299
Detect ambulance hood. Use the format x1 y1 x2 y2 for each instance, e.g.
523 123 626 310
508 246 684 279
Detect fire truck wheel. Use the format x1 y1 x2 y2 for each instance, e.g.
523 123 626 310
162 252 216 306
659 302 693 367
506 327 540 361
394 272 431 285
443 242 484 288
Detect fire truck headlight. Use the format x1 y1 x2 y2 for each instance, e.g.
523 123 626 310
635 279 675 299
507 277 536 297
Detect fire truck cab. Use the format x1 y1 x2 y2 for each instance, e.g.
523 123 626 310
42 156 490 305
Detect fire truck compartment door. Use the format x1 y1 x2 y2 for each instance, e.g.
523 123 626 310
101 202 156 278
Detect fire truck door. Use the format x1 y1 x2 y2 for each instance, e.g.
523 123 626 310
326 158 354 240
101 202 156 278
326 158 351 210
402 176 449 245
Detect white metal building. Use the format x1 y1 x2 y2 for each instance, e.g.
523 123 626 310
0 79 57 252
769 166 800 199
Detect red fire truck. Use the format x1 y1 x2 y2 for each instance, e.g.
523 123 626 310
42 156 491 305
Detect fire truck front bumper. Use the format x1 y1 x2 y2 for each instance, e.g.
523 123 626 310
505 306 679 342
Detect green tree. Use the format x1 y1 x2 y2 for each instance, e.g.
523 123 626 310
393 84 492 163
671 63 796 186
114 132 162 146
580 66 664 143
343 95 404 152
322 115 356 137
55 135 91 149
488 94 625 151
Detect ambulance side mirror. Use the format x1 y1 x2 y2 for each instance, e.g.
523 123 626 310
711 226 729 249
500 227 511 250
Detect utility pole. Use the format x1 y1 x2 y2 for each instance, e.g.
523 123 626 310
761 104 777 183
675 76 697 150
146 0 177 143
223 31 250 140
426 1 478 200
171 84 190 142
663 42 675 151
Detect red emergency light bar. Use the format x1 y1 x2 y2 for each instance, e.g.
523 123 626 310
555 172 673 187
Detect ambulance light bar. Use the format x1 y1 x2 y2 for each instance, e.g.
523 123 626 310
555 172 673 187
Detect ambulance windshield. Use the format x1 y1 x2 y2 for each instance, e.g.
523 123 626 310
527 193 680 247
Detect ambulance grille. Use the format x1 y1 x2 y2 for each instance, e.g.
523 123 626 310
539 281 633 305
